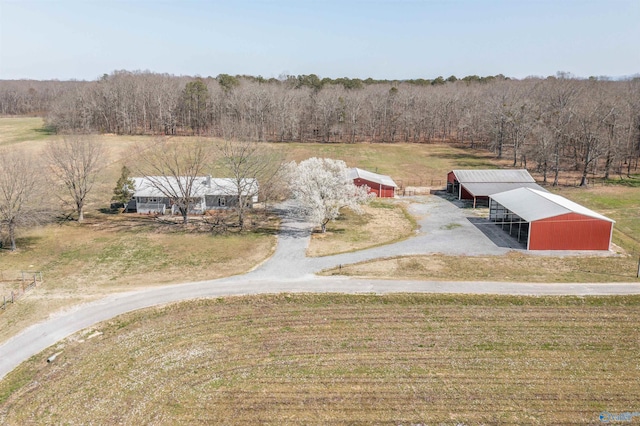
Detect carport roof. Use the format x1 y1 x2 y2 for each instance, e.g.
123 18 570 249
462 182 548 198
452 169 536 183
489 187 615 223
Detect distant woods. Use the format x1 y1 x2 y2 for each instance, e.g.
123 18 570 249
1 70 639 182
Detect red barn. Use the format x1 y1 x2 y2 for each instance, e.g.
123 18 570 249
489 187 615 251
447 169 546 207
349 168 397 198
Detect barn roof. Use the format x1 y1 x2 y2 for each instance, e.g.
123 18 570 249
452 169 536 183
349 168 397 188
132 176 258 198
462 182 548 198
489 187 615 223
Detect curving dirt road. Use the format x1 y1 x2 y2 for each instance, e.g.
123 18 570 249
1 196 638 380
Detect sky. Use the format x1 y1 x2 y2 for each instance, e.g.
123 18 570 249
1 0 638 81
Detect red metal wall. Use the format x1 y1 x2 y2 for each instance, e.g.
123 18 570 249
529 213 613 250
353 178 395 198
447 171 456 184
460 186 473 200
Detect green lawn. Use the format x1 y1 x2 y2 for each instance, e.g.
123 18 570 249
553 186 640 254
0 116 53 147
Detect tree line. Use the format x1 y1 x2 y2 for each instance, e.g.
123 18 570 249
1 70 639 185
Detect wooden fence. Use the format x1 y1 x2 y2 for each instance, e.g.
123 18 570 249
0 271 43 313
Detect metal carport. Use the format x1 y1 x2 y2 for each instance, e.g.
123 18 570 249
489 187 615 251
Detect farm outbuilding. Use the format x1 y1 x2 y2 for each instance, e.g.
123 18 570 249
349 168 397 198
447 169 547 207
488 187 615 251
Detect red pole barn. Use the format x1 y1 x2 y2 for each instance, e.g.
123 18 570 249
489 188 615 251
446 169 546 208
349 168 397 198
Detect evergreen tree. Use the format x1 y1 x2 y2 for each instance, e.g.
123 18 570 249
112 166 135 204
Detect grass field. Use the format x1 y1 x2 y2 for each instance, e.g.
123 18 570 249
1 294 639 424
0 215 276 343
307 199 418 257
0 116 54 147
276 142 501 185
321 252 640 282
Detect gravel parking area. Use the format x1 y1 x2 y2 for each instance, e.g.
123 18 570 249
243 193 617 281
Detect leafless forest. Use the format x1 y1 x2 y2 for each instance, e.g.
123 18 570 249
1 71 639 185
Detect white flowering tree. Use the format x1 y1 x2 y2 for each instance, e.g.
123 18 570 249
287 157 371 233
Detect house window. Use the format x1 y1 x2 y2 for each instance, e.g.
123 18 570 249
218 197 226 207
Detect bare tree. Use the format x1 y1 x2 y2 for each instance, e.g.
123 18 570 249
622 79 640 177
0 150 49 250
44 135 107 222
572 85 614 187
216 139 284 230
543 79 579 186
131 138 213 224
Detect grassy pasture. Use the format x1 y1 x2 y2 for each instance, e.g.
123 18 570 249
274 142 500 185
1 294 638 424
0 116 54 147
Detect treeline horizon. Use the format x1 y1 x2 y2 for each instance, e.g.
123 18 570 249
0 69 639 186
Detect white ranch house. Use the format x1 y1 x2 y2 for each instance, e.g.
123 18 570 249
127 176 258 215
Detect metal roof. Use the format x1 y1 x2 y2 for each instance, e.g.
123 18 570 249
452 169 536 183
349 168 398 188
489 187 615 223
462 182 548 198
133 176 258 198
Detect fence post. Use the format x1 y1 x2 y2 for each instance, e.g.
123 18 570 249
3 296 5 310
11 291 14 303
637 256 640 278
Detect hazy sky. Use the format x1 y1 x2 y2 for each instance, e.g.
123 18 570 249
1 0 638 81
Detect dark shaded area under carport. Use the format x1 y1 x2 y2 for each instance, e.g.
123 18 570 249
467 217 527 250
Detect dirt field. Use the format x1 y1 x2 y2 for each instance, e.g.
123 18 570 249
1 294 638 424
